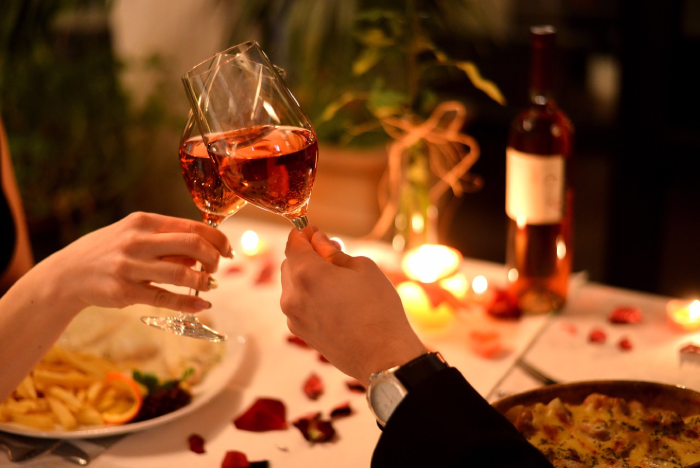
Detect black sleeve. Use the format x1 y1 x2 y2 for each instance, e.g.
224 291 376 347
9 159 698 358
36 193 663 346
371 367 553 468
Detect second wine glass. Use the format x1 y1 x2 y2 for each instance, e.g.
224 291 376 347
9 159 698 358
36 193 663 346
140 111 246 341
182 42 318 230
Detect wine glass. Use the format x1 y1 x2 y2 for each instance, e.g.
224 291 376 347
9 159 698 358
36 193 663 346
182 42 318 230
140 110 247 341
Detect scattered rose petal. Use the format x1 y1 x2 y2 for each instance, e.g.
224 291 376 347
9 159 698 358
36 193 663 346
255 261 275 285
303 373 324 400
345 380 366 393
609 306 643 324
292 413 336 442
221 451 249 468
318 353 330 363
618 337 633 351
287 334 309 348
188 433 205 454
486 288 522 320
233 398 288 432
330 402 352 419
224 265 243 276
468 330 504 359
561 322 578 335
589 328 607 343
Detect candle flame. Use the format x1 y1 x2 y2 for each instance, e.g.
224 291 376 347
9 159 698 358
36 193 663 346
472 275 488 295
691 300 700 321
402 244 462 284
241 230 260 254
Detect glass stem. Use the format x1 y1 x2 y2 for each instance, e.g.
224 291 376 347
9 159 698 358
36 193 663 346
291 215 309 230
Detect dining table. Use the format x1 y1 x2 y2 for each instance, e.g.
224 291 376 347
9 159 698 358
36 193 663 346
2 214 699 468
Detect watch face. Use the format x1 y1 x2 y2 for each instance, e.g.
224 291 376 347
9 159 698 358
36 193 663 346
369 378 407 424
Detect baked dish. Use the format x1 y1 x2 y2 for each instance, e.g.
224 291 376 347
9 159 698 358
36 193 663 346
493 381 700 468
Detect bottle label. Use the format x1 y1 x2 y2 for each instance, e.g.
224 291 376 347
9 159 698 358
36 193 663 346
506 148 565 224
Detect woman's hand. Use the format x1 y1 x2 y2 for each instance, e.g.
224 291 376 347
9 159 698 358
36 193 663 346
36 212 233 313
281 228 426 385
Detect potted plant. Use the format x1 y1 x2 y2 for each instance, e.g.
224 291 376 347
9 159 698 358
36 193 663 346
226 0 505 243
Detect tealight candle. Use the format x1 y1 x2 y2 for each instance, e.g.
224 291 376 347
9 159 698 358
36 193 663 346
397 281 454 329
439 273 469 301
468 275 494 304
401 244 462 284
667 299 700 332
240 230 267 257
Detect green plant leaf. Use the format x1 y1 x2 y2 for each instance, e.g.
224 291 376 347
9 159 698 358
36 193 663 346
455 61 506 105
367 88 408 119
317 92 362 124
355 27 395 48
352 47 382 76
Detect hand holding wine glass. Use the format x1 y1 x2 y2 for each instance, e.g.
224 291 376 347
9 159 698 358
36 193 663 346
182 42 318 230
141 111 246 341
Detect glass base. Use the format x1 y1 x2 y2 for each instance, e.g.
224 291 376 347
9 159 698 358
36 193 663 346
140 315 228 342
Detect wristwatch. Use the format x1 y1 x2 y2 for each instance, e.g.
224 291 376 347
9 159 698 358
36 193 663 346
366 352 448 426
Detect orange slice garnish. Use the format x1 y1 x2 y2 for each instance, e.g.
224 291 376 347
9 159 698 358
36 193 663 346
97 372 143 424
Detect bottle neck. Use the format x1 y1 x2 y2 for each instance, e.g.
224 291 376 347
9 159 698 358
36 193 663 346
529 26 556 100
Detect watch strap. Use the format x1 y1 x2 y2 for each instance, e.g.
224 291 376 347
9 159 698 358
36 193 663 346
393 352 448 391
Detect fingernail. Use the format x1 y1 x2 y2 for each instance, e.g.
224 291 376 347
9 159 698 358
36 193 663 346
207 277 219 289
226 247 235 259
195 299 211 310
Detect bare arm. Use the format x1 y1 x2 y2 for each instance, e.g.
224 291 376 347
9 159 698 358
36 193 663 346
0 212 233 400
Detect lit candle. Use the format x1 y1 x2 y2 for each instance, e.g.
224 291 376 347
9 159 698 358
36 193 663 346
240 230 267 257
397 281 454 329
468 275 494 304
401 244 462 284
439 273 469 301
667 299 700 332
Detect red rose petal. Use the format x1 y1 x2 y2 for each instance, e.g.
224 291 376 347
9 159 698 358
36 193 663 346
618 337 633 350
292 414 336 442
468 330 504 359
303 373 324 400
330 402 352 419
233 398 288 432
255 261 275 285
221 451 250 468
486 288 522 320
286 334 310 348
345 380 366 393
224 265 243 276
589 328 607 343
188 433 205 454
609 306 643 324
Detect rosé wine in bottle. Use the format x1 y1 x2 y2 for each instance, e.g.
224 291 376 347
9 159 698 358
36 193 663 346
505 26 574 314
208 125 318 220
179 135 246 227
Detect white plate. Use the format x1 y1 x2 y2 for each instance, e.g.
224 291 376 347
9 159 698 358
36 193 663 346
0 335 247 439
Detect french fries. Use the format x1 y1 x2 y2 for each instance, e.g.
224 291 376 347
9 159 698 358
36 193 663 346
0 346 141 430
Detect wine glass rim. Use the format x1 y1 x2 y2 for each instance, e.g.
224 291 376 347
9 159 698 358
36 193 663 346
182 41 259 80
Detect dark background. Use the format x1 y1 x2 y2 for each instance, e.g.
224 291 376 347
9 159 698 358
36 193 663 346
441 0 700 299
2 0 698 300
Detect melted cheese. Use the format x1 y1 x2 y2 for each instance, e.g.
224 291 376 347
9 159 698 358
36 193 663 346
505 393 700 468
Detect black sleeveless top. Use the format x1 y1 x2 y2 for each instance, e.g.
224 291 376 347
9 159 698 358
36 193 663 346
0 143 17 274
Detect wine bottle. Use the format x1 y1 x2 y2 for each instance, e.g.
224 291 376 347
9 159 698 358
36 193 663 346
505 26 574 314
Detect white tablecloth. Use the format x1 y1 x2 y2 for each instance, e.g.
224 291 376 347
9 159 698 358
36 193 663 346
7 216 697 468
